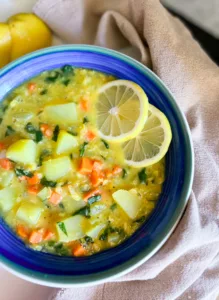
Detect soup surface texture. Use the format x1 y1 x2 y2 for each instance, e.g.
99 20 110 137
0 67 165 256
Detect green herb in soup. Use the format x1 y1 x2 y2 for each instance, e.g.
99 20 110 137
0 67 165 256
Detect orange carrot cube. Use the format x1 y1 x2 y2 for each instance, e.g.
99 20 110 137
29 230 43 244
0 158 13 170
28 82 36 93
49 191 62 206
79 157 94 175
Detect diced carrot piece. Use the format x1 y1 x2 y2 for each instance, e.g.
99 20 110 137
49 191 62 206
45 129 53 137
105 169 113 178
27 173 40 186
104 166 122 178
112 165 122 175
79 157 94 175
79 99 89 111
90 170 104 187
0 142 6 150
43 230 54 241
16 224 29 239
86 130 96 141
40 124 53 138
83 188 101 202
29 229 43 244
28 185 40 195
72 244 86 257
28 82 36 93
0 158 13 170
93 160 103 171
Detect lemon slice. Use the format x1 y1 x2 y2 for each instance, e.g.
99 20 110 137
96 80 148 142
122 104 172 167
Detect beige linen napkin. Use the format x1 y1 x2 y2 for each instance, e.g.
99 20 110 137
34 0 219 299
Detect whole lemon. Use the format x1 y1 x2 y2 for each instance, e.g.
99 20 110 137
8 13 52 60
0 23 12 68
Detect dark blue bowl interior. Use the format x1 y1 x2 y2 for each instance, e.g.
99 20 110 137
0 47 191 282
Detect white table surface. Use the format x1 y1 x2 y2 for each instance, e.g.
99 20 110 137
0 3 56 299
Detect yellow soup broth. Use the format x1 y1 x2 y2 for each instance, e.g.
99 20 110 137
0 67 165 256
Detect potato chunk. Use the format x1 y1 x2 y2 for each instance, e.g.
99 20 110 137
85 223 106 239
16 202 43 225
112 189 142 219
6 139 36 165
62 196 85 214
0 170 14 187
56 130 78 155
43 103 77 125
0 187 18 212
42 156 72 181
56 215 87 242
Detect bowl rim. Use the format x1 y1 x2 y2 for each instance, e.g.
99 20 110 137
0 44 194 287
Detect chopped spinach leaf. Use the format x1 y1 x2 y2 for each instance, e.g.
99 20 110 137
57 222 68 236
38 149 50 166
45 71 60 83
99 226 125 241
99 228 108 241
135 216 146 223
0 118 3 124
73 206 90 218
138 168 147 184
101 139 109 149
108 226 125 237
87 194 101 205
113 227 125 237
54 243 69 256
59 203 65 209
40 177 57 187
79 142 88 157
84 236 93 243
40 89 48 95
62 79 70 86
61 65 74 74
15 168 34 178
25 123 42 142
35 130 43 143
67 131 77 136
54 243 64 250
25 122 36 133
47 240 56 247
83 117 89 124
110 203 117 211
122 168 127 179
52 125 59 141
5 125 15 137
80 236 93 246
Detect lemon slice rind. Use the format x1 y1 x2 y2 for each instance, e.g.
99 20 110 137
123 104 172 167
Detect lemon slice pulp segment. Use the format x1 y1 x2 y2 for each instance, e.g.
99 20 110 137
96 80 149 142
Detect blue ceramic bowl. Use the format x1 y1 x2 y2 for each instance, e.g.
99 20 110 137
0 45 194 287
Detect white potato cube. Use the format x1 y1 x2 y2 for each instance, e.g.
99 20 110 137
112 189 142 219
42 156 72 181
